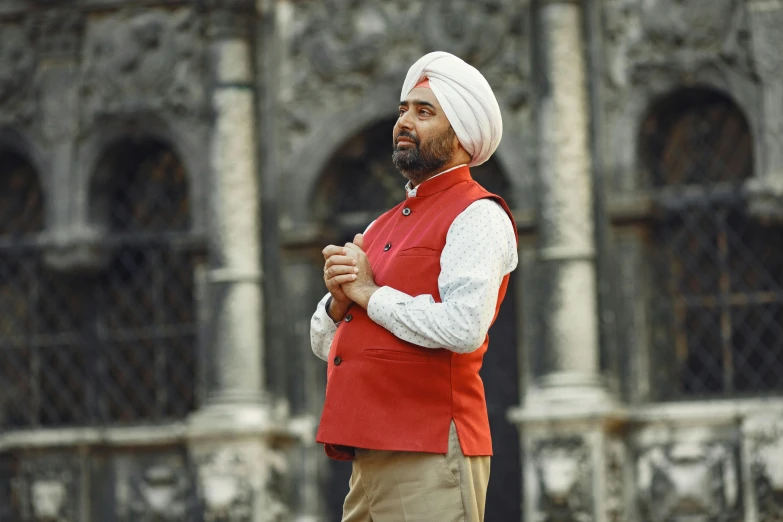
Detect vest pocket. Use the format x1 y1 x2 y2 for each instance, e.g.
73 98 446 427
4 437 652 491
363 348 431 363
395 246 439 257
384 251 441 296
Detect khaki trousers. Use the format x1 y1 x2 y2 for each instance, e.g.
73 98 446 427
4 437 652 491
341 421 490 522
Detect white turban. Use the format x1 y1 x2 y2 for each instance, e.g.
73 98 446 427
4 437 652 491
400 51 503 167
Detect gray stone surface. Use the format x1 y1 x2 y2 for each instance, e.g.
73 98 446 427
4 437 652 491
0 0 782 521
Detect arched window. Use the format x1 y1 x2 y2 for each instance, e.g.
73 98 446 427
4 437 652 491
641 88 783 398
0 149 49 427
0 139 199 430
90 139 197 422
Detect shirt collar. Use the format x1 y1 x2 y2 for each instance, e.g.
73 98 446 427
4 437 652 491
405 164 468 198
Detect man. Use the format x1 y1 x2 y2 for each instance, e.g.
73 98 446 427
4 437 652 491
310 51 518 522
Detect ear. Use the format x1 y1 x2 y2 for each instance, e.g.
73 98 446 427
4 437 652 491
455 141 472 164
450 128 464 152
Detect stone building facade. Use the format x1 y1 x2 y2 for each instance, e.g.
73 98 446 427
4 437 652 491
0 0 782 521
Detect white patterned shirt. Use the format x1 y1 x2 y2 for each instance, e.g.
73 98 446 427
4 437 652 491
310 171 518 359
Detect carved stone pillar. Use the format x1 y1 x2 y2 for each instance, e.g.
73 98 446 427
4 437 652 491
745 0 783 224
188 3 291 520
510 1 620 521
743 414 783 522
528 0 607 405
195 0 266 419
29 11 86 270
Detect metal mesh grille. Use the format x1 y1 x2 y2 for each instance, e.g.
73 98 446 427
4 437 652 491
641 89 783 398
0 142 199 429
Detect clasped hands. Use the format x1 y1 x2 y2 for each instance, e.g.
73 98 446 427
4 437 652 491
322 233 380 320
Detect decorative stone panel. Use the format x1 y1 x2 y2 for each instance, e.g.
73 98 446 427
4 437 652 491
745 176 783 224
193 442 288 522
745 0 783 223
601 0 755 194
12 454 82 522
603 0 751 96
30 8 83 61
605 438 628 522
530 436 594 522
747 0 783 82
114 452 194 522
743 414 783 522
0 22 36 126
635 437 741 521
277 0 530 159
27 10 84 145
81 8 207 124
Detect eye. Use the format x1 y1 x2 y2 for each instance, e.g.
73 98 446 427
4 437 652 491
398 107 407 117
419 108 431 116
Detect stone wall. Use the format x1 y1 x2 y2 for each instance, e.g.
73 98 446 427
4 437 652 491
0 0 782 520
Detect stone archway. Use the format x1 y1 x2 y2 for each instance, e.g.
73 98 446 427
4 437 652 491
636 87 783 399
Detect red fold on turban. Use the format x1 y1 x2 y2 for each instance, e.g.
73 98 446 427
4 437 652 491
414 78 431 89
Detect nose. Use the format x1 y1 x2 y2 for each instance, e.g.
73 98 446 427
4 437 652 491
396 110 415 132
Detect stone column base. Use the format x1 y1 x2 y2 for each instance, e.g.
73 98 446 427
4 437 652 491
523 378 615 413
512 406 628 522
187 403 300 522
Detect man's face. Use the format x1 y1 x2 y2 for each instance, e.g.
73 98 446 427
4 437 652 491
392 87 459 185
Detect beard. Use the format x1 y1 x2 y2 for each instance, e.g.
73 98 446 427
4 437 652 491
392 126 456 186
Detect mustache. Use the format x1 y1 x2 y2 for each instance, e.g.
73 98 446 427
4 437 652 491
395 131 420 146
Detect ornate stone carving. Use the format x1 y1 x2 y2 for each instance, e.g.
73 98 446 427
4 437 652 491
0 23 36 126
605 439 626 522
12 456 80 522
531 438 593 522
279 0 528 158
21 11 84 143
747 0 783 81
422 0 508 68
746 176 783 224
29 9 84 60
746 1 783 186
745 416 783 522
81 8 206 123
116 458 192 522
603 0 752 96
31 479 68 521
605 1 764 190
601 0 754 193
206 0 256 40
624 0 746 75
196 445 288 522
636 442 740 522
200 450 253 522
297 0 389 81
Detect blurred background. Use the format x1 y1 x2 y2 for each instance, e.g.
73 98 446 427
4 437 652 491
1 0 782 521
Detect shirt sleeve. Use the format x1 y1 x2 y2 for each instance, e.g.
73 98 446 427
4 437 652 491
367 199 518 353
310 220 376 361
310 292 339 361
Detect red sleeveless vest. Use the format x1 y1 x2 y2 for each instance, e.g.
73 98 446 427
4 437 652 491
316 166 517 460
